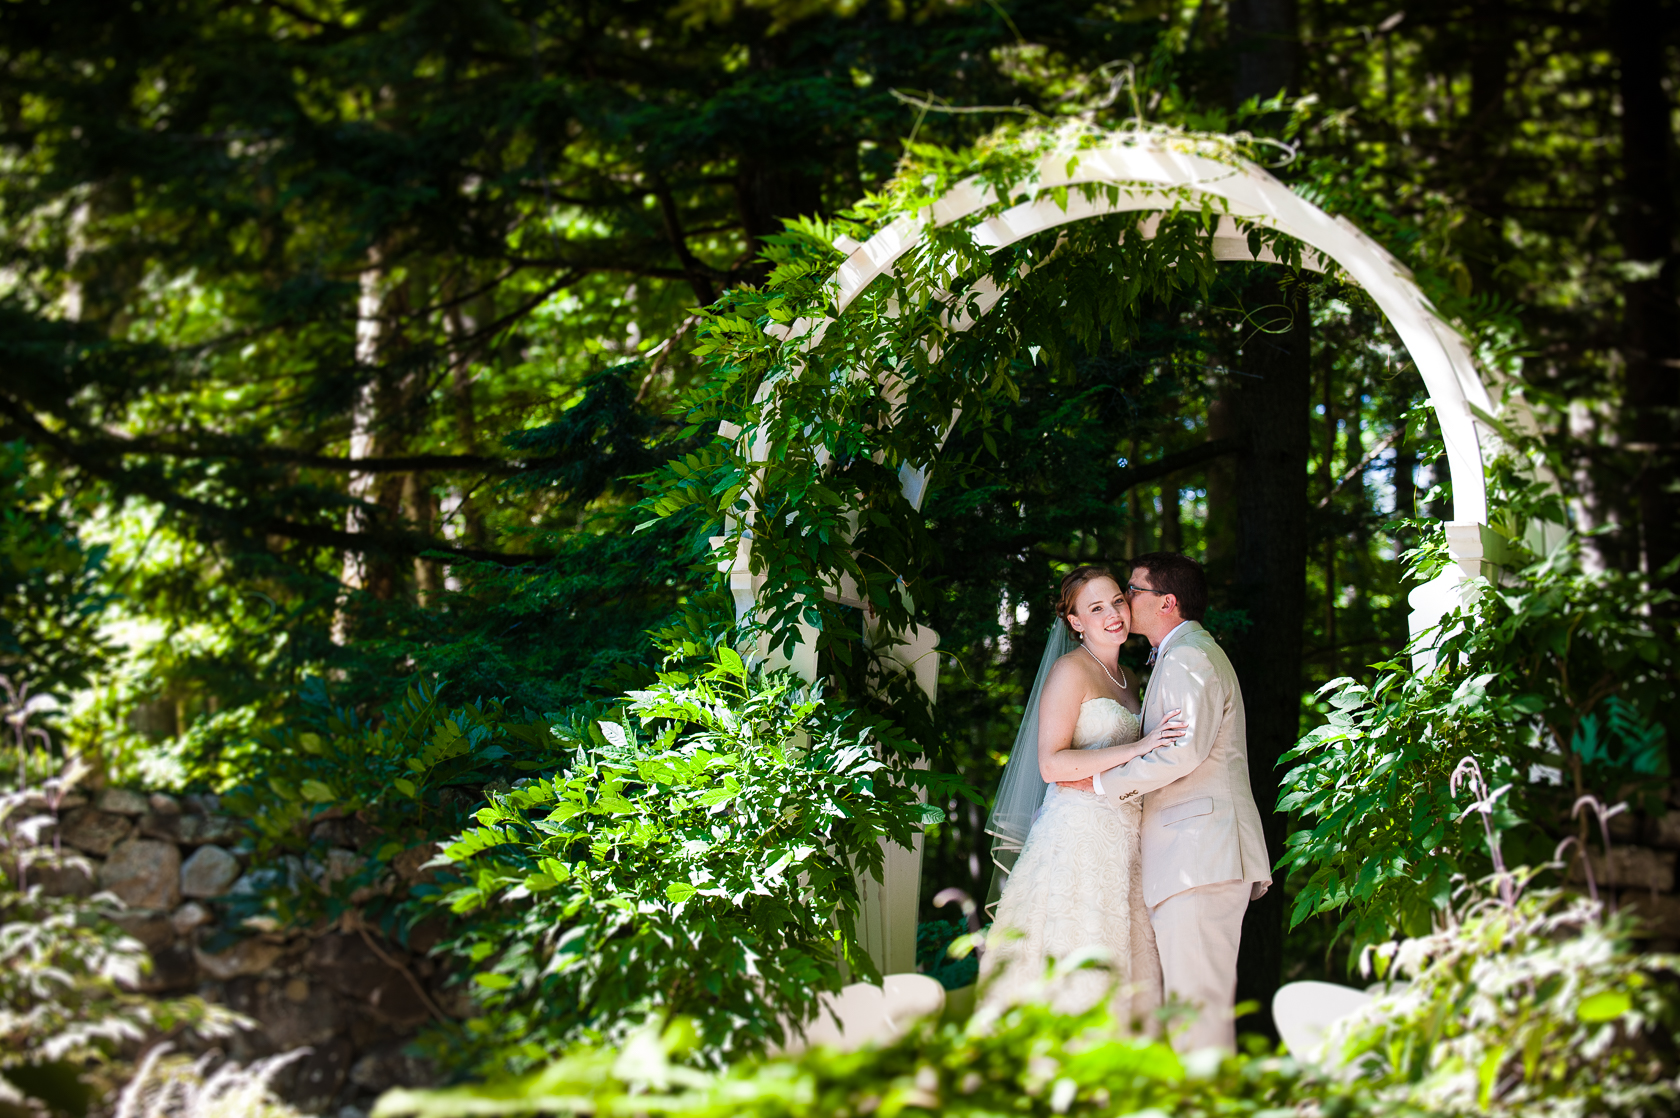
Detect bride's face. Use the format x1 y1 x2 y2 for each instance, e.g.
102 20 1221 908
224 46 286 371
1068 576 1131 647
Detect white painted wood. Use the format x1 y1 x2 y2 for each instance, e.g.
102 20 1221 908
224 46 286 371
776 974 947 1055
1273 980 1374 1062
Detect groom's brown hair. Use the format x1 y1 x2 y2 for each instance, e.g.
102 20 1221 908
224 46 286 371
1129 552 1208 621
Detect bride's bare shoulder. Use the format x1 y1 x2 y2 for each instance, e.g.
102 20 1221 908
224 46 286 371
1049 649 1102 691
1053 648 1091 671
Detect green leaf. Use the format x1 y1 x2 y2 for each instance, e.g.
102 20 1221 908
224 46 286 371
1576 990 1631 1022
666 882 697 903
474 973 516 991
393 777 418 799
300 779 335 803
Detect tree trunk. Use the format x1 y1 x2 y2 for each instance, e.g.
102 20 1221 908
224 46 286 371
1464 0 1512 244
332 257 410 644
1229 0 1299 108
1609 0 1679 590
1322 345 1336 681
406 471 441 607
734 159 823 279
333 263 387 645
445 301 491 548
1393 443 1417 520
1204 392 1239 579
1162 484 1183 553
1126 440 1141 558
1228 0 1307 1040
1227 278 1311 1039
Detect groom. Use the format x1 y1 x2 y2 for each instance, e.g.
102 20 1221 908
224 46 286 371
1060 552 1271 1052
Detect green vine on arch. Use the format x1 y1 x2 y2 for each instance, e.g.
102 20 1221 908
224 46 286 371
640 119 1313 745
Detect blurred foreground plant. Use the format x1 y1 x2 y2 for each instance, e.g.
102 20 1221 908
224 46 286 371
112 1045 310 1118
371 874 1680 1118
374 1006 1324 1118
1330 878 1679 1117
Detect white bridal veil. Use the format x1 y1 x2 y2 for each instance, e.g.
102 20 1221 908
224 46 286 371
983 620 1079 913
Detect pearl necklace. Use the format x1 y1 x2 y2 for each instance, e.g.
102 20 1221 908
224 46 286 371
1080 642 1128 691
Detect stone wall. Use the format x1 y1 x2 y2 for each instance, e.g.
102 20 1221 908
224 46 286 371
1581 803 1680 950
25 788 460 1115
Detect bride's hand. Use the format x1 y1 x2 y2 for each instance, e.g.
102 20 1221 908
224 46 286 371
1138 709 1188 753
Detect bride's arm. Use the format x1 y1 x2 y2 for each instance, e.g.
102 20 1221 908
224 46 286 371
1040 709 1187 780
1036 661 1187 781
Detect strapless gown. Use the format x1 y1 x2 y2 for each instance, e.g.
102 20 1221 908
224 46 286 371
978 697 1163 1027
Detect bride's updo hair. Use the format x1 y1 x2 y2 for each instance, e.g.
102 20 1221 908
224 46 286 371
1055 565 1117 636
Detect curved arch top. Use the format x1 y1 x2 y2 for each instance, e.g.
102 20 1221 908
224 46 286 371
727 134 1525 654
815 138 1498 526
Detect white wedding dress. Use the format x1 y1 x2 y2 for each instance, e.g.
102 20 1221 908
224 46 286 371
978 697 1163 1026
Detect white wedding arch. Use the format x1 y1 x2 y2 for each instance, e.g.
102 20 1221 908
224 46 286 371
716 131 1544 977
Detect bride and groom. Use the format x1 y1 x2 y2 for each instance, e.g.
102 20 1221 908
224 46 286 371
979 554 1271 1052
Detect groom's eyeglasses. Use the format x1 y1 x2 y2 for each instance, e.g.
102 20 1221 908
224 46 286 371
1125 583 1169 598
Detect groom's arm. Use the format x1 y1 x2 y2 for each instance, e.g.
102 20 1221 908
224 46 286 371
1093 649 1225 804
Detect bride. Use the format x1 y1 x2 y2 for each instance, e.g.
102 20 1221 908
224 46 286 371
979 564 1185 1024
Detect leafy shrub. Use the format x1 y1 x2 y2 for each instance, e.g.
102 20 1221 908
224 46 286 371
1279 466 1678 947
1331 881 1680 1116
425 649 957 1072
219 648 957 1074
0 443 115 701
216 676 566 936
373 1008 1336 1118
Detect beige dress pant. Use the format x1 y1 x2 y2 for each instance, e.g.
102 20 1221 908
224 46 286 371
1149 878 1251 1053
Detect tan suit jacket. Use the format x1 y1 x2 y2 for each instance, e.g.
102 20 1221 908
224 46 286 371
1094 622 1272 908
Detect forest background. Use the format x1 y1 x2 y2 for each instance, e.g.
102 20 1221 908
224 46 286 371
3 0 1678 1055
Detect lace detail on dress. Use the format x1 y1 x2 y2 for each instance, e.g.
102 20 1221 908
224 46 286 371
978 697 1162 1028
1077 699 1145 805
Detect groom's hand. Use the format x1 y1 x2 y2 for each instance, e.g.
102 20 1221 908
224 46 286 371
1057 777 1094 792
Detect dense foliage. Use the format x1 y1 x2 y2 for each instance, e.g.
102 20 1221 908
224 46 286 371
1281 456 1678 947
428 650 957 1070
212 648 956 1073
375 1009 1328 1118
0 445 113 702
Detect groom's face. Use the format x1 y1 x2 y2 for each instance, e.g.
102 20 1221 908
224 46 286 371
1125 568 1179 644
